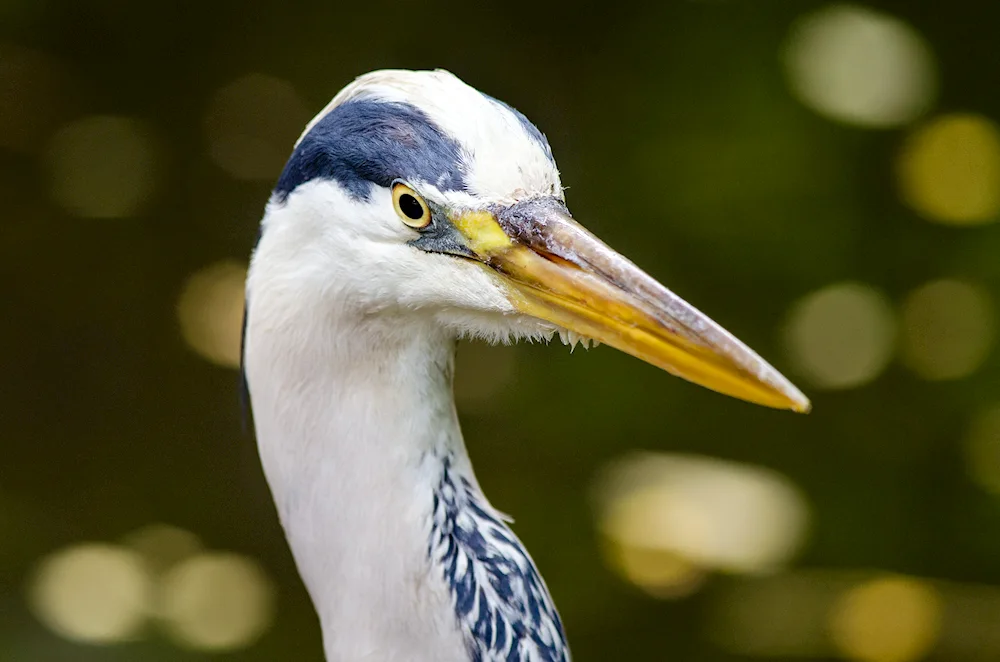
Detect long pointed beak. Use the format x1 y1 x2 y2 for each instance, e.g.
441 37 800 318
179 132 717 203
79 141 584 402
451 198 810 413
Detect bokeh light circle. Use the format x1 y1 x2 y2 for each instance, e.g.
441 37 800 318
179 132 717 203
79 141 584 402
160 552 275 651
29 543 152 644
595 453 810 583
784 283 896 389
602 541 706 599
897 113 1000 225
177 260 247 369
900 279 995 380
46 115 159 218
784 4 936 128
204 73 310 180
828 576 942 662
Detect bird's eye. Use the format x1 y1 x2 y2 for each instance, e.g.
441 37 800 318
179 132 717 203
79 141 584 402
392 183 431 229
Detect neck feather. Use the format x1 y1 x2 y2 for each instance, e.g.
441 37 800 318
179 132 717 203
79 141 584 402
244 282 569 661
245 296 478 659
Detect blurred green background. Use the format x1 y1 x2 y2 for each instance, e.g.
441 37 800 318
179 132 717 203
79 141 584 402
4 0 1000 660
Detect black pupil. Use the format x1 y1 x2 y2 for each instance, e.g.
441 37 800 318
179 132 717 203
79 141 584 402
399 194 424 221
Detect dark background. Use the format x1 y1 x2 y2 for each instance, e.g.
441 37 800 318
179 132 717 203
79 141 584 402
4 0 1000 660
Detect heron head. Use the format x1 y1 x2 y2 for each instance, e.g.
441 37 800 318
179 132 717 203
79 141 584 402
249 69 809 412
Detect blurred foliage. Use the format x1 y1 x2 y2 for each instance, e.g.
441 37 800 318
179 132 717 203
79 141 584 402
3 0 1000 660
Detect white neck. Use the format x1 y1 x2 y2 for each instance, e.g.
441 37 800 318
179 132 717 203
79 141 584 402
244 297 474 661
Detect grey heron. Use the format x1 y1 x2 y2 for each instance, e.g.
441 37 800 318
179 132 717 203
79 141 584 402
242 69 809 662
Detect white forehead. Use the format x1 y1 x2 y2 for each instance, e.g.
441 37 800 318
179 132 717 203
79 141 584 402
299 69 562 204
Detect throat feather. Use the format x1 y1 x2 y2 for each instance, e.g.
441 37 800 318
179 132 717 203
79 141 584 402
429 456 570 662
